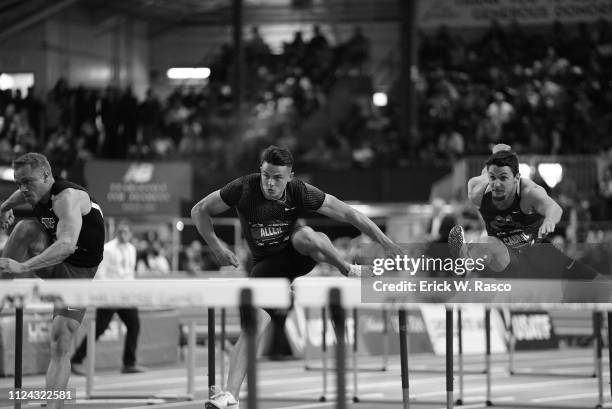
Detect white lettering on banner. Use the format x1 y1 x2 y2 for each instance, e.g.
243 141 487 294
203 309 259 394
389 313 427 333
512 314 552 341
123 163 154 183
107 182 171 206
418 0 612 28
99 321 123 342
306 318 355 347
27 321 50 343
420 305 508 355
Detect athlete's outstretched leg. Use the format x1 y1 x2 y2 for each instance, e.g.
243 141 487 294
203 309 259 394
448 226 511 274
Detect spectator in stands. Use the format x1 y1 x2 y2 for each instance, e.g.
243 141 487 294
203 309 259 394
343 25 371 71
100 86 123 158
183 240 205 274
246 26 271 68
598 163 612 220
137 241 171 275
486 91 515 128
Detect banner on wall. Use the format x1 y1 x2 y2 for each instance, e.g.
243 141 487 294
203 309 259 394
84 160 192 217
420 305 508 355
418 0 612 29
509 310 559 350
284 307 434 358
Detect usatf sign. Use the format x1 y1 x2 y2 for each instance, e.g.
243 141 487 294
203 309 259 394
84 160 192 216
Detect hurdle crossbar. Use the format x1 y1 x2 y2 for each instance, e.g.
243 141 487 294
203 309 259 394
4 278 290 408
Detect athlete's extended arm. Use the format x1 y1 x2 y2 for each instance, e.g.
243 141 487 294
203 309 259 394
0 189 85 274
523 180 563 238
316 194 402 256
0 190 26 230
191 190 239 267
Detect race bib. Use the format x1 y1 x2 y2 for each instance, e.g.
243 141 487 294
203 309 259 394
250 221 292 247
498 231 532 248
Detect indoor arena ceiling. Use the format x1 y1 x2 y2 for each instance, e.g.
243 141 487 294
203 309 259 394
0 0 398 38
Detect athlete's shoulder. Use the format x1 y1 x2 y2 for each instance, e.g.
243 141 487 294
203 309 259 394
287 176 307 188
519 177 546 196
519 177 551 210
467 176 488 207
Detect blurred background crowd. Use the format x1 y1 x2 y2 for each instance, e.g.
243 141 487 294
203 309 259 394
1 17 612 275
1 19 611 171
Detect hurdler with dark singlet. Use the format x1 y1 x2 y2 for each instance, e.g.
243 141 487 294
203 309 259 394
0 152 104 409
449 144 600 281
192 145 402 409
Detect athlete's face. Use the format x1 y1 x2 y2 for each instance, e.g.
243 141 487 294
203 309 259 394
13 165 51 205
260 161 293 200
487 165 519 203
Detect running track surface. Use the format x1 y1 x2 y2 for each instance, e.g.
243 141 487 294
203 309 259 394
0 347 609 409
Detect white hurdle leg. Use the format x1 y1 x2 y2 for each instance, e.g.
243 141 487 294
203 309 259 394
485 308 492 406
321 307 328 402
241 289 258 409
220 308 226 388
595 312 603 407
382 308 390 371
352 308 359 403
86 318 96 398
329 288 346 409
593 312 599 378
187 320 196 397
457 308 464 406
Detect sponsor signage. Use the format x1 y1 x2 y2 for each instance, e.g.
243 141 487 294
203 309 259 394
420 305 507 355
418 0 612 28
84 160 192 216
285 307 434 358
510 310 558 350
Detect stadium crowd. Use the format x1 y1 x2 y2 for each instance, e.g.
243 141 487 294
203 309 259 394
1 19 612 273
0 19 610 171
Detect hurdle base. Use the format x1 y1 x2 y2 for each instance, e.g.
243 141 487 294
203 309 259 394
410 367 488 375
486 402 604 409
455 398 464 405
509 370 598 378
353 396 360 402
305 364 387 372
85 393 194 402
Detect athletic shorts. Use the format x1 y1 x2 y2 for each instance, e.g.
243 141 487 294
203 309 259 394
495 243 599 281
35 262 98 323
250 243 317 281
242 243 317 323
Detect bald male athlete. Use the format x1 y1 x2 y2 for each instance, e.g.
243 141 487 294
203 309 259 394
0 152 104 409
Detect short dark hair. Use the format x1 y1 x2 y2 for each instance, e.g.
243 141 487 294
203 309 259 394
260 145 294 167
13 152 52 174
485 150 519 176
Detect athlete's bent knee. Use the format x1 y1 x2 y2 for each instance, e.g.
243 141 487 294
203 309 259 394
292 226 326 251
